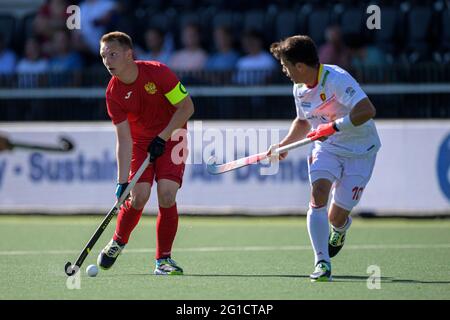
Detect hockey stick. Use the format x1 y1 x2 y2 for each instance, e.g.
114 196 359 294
64 153 151 276
206 137 313 175
8 137 74 152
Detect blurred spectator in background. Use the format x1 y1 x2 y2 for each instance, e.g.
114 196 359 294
169 23 208 71
205 26 240 71
49 30 83 72
136 27 173 65
344 34 387 68
48 30 83 86
234 29 276 84
33 0 70 57
16 38 49 88
318 25 351 69
73 0 117 58
0 33 17 74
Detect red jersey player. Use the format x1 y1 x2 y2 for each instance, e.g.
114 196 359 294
97 31 194 275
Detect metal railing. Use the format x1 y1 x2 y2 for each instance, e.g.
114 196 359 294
0 64 449 120
1 63 450 89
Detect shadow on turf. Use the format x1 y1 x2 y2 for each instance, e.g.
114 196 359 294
119 273 450 284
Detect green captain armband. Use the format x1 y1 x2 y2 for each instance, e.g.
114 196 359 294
165 82 189 105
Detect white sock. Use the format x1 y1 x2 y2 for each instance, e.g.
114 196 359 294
332 216 352 233
306 205 330 265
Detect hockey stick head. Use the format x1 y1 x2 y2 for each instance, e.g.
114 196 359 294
64 261 77 276
207 156 217 165
59 137 74 152
206 156 219 174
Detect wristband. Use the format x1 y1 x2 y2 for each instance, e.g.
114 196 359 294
334 114 354 131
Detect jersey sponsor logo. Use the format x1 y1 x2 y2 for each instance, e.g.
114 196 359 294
306 115 322 121
306 114 332 122
346 86 356 97
301 101 311 108
144 82 157 94
124 91 132 99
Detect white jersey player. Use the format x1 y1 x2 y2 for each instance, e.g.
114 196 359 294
269 35 381 281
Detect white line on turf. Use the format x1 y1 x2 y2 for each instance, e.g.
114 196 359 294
0 243 450 256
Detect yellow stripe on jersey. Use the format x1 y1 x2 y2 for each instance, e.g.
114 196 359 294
165 82 189 105
317 64 324 83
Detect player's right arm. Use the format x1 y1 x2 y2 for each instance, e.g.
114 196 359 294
280 117 311 147
281 83 312 146
266 117 310 160
106 86 132 199
276 118 311 159
115 120 132 184
267 84 311 160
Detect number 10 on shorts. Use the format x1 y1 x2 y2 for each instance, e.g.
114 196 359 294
352 187 364 200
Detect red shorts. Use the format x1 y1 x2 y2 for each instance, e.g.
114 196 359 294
129 139 186 187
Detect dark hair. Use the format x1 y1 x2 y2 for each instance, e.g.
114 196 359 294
343 33 367 50
100 31 133 49
215 25 233 36
184 22 201 33
270 35 319 67
146 26 165 38
242 29 264 42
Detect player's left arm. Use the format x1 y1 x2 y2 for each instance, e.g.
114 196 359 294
307 73 375 141
147 64 195 162
346 97 376 126
148 93 194 163
158 95 195 141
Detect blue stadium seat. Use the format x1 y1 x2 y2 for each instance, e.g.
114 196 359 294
180 11 203 29
144 11 173 32
243 9 276 43
21 13 35 38
213 11 244 38
404 6 433 62
340 7 364 36
243 10 266 32
297 3 313 36
373 7 400 60
213 11 235 28
276 10 304 41
0 14 16 49
434 8 450 63
307 9 330 46
441 10 450 51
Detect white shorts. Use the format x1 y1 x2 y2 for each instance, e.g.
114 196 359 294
308 148 377 211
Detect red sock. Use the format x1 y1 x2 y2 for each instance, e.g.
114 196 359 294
113 200 143 245
155 203 179 259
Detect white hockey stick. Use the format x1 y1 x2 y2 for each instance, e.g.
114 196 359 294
207 137 313 175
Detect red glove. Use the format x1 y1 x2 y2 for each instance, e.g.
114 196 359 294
307 123 337 141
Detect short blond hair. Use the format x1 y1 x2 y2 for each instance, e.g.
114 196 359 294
100 31 133 49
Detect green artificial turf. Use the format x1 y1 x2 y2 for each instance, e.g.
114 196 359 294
0 215 449 300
